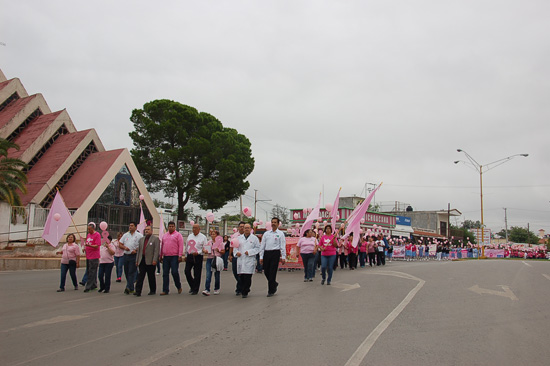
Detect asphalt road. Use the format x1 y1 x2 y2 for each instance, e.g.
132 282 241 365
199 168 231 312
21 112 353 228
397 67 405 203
1 259 549 366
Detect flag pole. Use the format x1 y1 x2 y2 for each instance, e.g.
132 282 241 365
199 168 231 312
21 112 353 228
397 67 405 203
55 187 83 241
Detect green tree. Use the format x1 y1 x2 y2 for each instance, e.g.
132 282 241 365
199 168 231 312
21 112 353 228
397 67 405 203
129 100 254 220
450 225 477 245
463 220 481 229
508 226 539 244
271 204 289 224
0 138 28 206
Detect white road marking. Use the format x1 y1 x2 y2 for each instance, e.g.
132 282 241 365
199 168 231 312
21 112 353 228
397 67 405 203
7 300 231 366
543 274 550 281
345 271 425 366
134 333 211 366
2 315 89 332
330 282 360 292
468 285 518 301
522 261 532 267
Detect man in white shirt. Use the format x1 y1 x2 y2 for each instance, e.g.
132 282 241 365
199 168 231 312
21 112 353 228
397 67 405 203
260 217 286 297
119 221 143 294
235 223 261 298
184 224 207 295
228 221 245 296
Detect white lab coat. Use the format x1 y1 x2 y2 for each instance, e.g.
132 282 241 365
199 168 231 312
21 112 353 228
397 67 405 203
235 234 261 274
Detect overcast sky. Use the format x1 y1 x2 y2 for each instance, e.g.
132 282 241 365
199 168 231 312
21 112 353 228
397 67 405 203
2 0 549 234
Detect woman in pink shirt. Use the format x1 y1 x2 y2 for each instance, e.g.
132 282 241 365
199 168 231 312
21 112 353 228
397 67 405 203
202 231 225 296
367 235 376 267
98 236 116 293
359 236 368 268
347 233 358 270
112 232 124 282
319 225 338 285
297 229 317 282
56 233 80 292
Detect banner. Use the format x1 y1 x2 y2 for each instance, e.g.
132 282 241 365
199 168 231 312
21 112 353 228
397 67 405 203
280 237 303 269
393 245 405 258
485 249 505 258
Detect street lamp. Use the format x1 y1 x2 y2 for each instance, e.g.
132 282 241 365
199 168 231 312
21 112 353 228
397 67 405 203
454 150 528 256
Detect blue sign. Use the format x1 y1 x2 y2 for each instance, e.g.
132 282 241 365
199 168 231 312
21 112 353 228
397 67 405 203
396 216 411 226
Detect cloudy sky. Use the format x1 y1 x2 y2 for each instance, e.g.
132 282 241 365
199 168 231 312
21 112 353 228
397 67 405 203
2 0 549 234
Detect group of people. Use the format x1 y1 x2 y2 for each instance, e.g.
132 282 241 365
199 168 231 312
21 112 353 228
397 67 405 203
56 218 288 299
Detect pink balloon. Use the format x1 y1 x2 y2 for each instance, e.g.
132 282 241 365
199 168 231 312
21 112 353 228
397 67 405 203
373 224 377 228
336 214 340 220
293 213 299 219
232 227 237 233
53 213 61 221
99 221 108 231
265 223 272 230
231 238 240 248
243 207 252 217
360 218 365 224
315 222 319 228
139 194 145 201
340 223 345 228
259 220 263 226
302 208 308 214
295 223 300 228
325 203 333 212
189 220 195 226
253 221 258 227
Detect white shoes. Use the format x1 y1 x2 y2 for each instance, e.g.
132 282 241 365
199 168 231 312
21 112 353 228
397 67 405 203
202 290 210 296
213 290 220 295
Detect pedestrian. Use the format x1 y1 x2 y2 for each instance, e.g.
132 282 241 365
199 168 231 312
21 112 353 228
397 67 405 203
119 222 143 294
405 240 412 261
347 233 358 270
56 233 80 292
411 242 417 261
98 235 116 293
184 224 207 295
367 235 376 266
359 235 367 268
134 225 160 296
229 222 245 296
222 235 230 271
160 221 184 296
297 229 317 282
235 223 261 298
387 240 394 262
319 225 338 285
376 234 386 266
202 230 225 296
259 217 286 297
112 232 124 282
436 243 443 261
83 222 101 292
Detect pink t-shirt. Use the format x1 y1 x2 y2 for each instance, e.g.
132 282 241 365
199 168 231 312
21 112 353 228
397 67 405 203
359 240 368 252
112 239 124 257
367 241 376 253
319 235 337 256
100 243 116 264
85 232 102 259
206 239 223 259
61 243 80 264
297 237 316 254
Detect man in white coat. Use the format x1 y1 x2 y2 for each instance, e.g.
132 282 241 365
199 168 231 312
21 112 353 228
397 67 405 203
235 223 261 298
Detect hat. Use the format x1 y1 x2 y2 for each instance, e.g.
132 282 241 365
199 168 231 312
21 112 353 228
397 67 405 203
88 222 96 228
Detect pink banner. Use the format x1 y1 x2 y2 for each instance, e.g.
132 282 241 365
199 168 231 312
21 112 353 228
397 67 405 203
393 245 405 258
485 249 505 258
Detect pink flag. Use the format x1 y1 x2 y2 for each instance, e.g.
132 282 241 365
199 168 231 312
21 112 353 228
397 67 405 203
330 188 341 233
137 203 146 234
300 193 321 237
41 191 73 247
158 215 165 242
344 184 381 248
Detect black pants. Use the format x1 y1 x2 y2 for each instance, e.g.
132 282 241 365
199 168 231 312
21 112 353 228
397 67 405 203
376 251 385 266
240 274 252 295
232 256 242 294
184 254 203 293
349 253 357 269
368 252 376 266
263 250 280 295
339 253 348 269
136 258 156 294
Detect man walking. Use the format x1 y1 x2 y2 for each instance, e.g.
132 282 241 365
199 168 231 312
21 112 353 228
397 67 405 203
119 222 143 294
184 224 207 295
260 217 286 297
83 222 101 292
228 221 245 296
135 225 160 296
160 221 184 295
236 223 261 298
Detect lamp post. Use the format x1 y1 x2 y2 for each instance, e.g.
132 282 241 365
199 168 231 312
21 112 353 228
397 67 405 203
454 150 528 257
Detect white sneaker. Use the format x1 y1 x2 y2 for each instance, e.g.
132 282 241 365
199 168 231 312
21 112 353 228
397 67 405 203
202 290 210 296
213 290 220 295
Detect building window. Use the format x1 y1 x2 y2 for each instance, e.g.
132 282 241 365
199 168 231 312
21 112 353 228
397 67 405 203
6 108 43 142
0 92 19 112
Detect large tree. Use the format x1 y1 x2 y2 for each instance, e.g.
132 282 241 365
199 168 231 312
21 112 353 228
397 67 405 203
508 226 539 244
0 138 28 206
129 100 254 220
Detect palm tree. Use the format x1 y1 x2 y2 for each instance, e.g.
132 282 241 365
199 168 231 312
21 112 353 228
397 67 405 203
0 138 28 206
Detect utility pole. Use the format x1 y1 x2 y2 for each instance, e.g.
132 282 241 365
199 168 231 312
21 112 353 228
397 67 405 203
447 203 451 239
240 196 243 221
254 189 271 219
504 208 508 243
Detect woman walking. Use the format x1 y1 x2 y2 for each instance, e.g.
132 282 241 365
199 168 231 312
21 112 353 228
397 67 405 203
319 226 338 285
297 229 317 282
56 233 80 292
202 231 225 296
347 233 358 270
98 236 116 293
359 236 367 268
112 232 124 282
367 235 376 266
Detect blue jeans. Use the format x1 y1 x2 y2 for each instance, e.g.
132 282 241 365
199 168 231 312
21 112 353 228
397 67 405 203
321 255 337 282
60 261 78 289
222 250 229 269
300 253 315 279
114 256 124 279
123 253 137 291
205 258 220 291
98 262 114 291
359 252 366 267
162 255 182 293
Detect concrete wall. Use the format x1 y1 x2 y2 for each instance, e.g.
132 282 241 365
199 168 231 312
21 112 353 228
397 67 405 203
0 258 85 271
